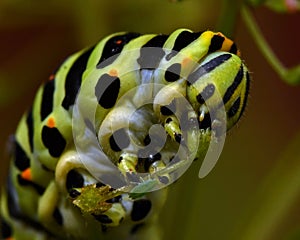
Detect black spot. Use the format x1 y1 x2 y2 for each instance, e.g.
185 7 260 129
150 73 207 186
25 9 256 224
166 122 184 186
228 97 241 118
158 176 169 184
69 189 81 198
140 152 162 172
160 99 177 116
160 106 173 116
208 35 225 53
223 65 244 104
196 84 215 104
97 33 141 69
96 182 105 188
131 199 152 221
109 128 130 152
62 47 94 110
230 43 238 55
95 74 120 109
53 208 63 226
199 113 212 130
41 126 66 158
130 223 145 235
93 214 113 224
106 195 122 203
165 63 181 82
41 79 55 121
14 141 30 171
187 53 232 85
137 34 168 69
66 170 84 191
26 109 34 153
175 133 182 143
166 31 202 60
1 218 12 239
166 117 172 124
17 174 45 195
143 134 151 146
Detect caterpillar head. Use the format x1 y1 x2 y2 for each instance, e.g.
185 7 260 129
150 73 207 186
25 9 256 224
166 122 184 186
186 51 250 132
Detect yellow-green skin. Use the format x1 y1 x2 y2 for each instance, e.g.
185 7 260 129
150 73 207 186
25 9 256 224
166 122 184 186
0 29 249 240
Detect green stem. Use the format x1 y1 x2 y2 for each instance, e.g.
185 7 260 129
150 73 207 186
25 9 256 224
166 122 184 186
241 5 300 85
216 0 243 37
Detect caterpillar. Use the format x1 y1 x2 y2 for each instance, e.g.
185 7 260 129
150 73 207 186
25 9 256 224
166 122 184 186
0 28 250 240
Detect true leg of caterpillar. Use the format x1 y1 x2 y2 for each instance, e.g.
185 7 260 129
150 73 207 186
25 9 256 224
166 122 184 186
164 115 183 144
117 152 170 186
118 153 138 175
54 151 128 228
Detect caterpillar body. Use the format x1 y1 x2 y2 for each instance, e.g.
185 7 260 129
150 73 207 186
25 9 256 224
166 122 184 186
0 29 250 240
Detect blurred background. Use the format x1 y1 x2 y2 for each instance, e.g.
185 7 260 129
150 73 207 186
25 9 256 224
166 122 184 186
0 0 300 239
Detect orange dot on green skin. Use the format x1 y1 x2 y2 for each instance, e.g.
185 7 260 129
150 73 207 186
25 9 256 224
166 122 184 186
21 168 32 181
47 117 56 128
109 69 118 77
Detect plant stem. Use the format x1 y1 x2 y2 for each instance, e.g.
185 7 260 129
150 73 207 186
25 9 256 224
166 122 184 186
216 0 243 37
241 5 300 85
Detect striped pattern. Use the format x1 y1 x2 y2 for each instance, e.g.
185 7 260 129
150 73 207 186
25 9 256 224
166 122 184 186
1 29 249 240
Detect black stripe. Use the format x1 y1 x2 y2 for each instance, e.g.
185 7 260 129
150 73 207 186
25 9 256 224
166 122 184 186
17 174 45 195
62 47 94 110
187 53 232 85
14 140 30 171
208 35 225 53
97 33 141 69
223 64 244 104
238 71 250 119
228 97 241 118
7 175 22 218
137 34 168 69
6 175 53 236
26 109 34 153
166 31 202 60
40 79 55 121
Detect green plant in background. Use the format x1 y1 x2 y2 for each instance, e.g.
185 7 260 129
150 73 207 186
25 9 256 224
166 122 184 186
218 0 300 84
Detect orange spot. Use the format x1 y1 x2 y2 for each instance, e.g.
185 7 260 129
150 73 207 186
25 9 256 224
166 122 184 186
109 69 118 77
217 32 241 57
116 39 122 45
21 168 32 181
47 117 55 128
49 74 55 81
182 57 191 67
6 238 14 240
